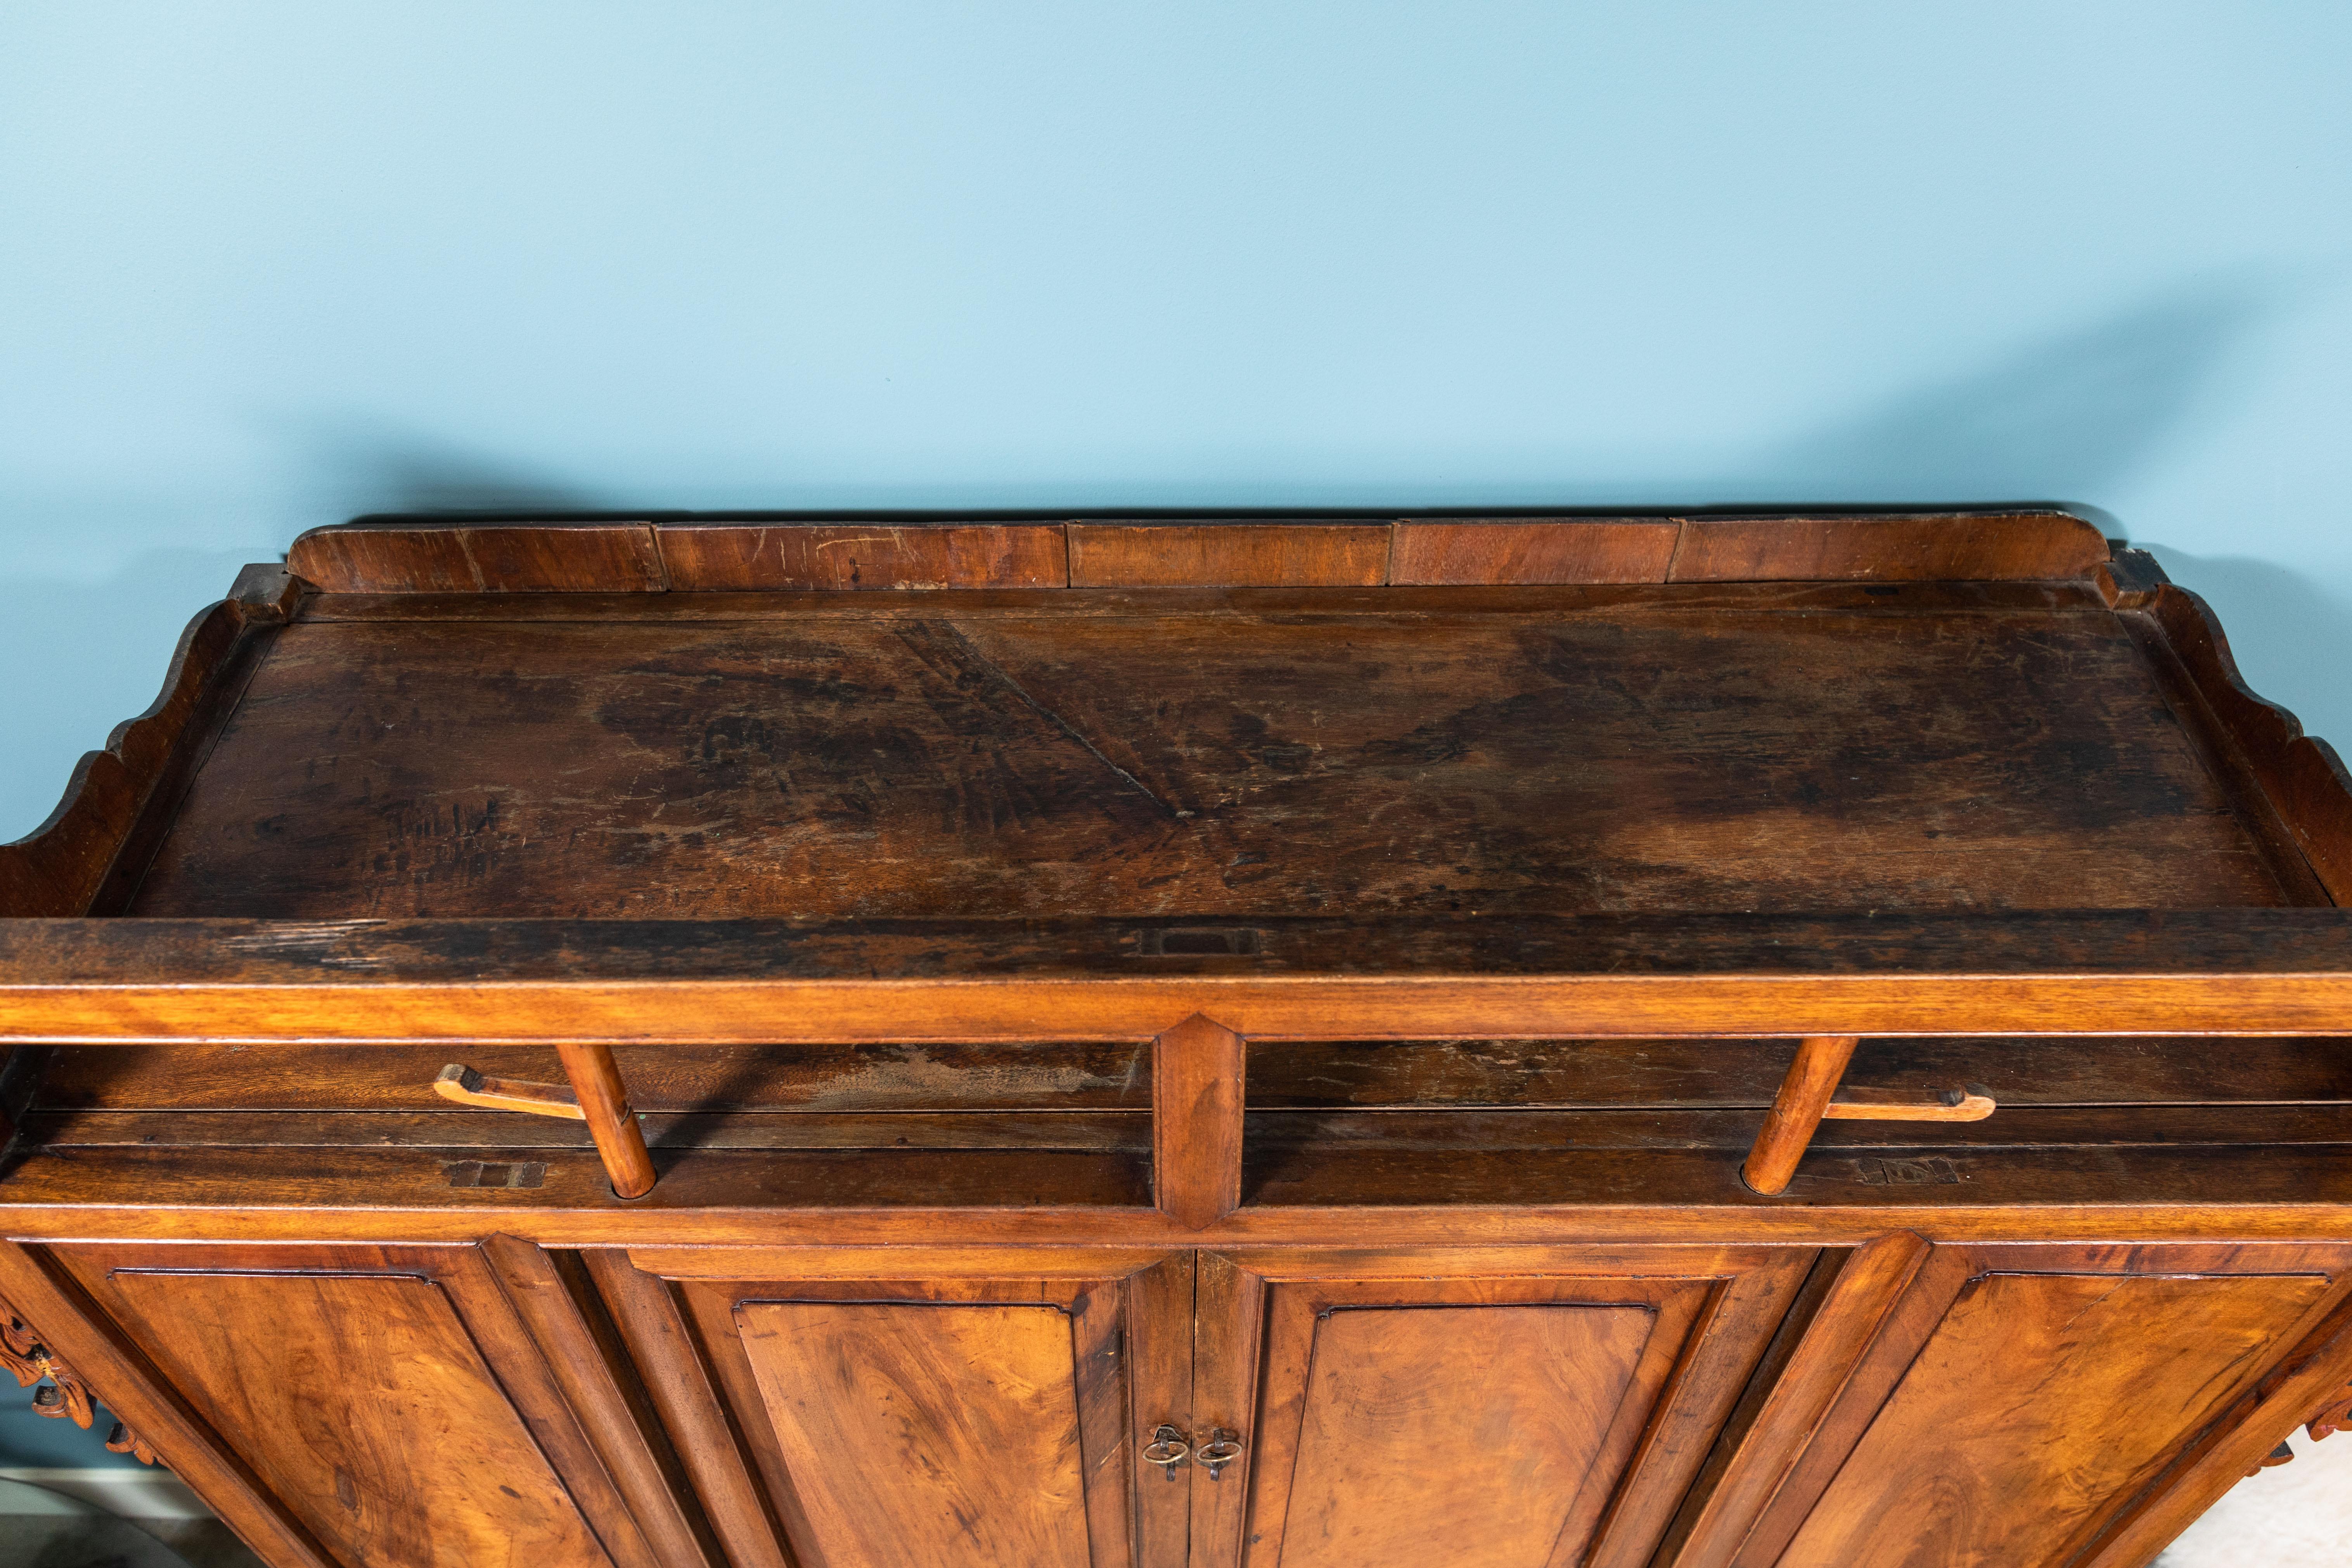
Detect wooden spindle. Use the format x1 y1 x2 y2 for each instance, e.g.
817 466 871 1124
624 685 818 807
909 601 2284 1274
1153 1014 1245 1228
555 1040 658 1199
1743 1035 1859 1196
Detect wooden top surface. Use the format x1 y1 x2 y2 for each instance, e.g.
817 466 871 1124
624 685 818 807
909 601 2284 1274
124 567 2306 921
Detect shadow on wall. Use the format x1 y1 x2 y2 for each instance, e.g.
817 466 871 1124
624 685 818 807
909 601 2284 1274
292 421 612 516
2137 548 2352 757
0 548 262 846
1742 276 2276 502
11 280 2352 836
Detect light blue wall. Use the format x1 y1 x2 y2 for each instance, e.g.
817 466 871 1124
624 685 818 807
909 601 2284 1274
2 2 2348 840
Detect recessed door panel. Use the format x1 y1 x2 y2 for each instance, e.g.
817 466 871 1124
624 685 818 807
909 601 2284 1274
1194 1246 1814 1568
1774 1269 2331 1568
606 1248 1192 1568
1282 1303 1655 1568
736 1301 1094 1568
104 1267 611 1568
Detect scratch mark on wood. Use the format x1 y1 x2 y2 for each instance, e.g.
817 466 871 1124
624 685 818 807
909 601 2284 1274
929 622 1184 820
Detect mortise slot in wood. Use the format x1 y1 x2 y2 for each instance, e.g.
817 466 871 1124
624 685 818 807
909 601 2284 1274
1820 1087 1997 1123
434 1051 658 1198
1741 1049 1993 1197
1742 1035 1859 1197
434 1064 586 1120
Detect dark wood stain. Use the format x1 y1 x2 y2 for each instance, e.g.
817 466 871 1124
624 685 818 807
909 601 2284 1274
127 598 2286 918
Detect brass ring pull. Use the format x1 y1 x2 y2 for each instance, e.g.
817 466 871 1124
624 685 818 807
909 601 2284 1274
1143 1425 1191 1479
1196 1427 1244 1479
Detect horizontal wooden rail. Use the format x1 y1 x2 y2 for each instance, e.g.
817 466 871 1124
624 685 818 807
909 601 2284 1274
6 973 2352 1045
8 914 2352 1044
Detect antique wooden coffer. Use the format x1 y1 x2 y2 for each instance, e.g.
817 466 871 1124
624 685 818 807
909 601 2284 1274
3 511 2351 1568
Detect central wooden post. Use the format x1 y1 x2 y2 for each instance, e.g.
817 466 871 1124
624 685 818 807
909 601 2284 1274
1743 1035 1860 1196
1153 1014 1245 1228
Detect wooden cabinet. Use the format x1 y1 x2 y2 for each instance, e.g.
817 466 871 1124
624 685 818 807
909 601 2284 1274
14 514 2352 1568
23 1234 2352 1568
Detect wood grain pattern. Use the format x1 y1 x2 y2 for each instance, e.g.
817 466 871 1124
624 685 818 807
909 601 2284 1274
32 1031 2352 1120
481 1237 721 1568
288 523 665 593
1773 1267 2331 1568
284 512 2113 593
2128 583 2352 904
658 524 1066 590
2082 1280 2352 1566
1066 523 1390 586
557 1040 658 1198
31 1038 1154 1113
1668 512 2109 582
34 908 2352 987
1281 1304 1655 1568
96 1264 618 1568
1389 519 1679 583
581 1251 795 1568
33 964 2352 1046
123 596 2288 920
290 580 2103 624
5 512 2352 1568
1661 1234 1929 1568
637 1253 1184 1568
1192 1247 1806 1568
734 1301 1093 1568
0 1242 339 1568
1154 1013 1244 1228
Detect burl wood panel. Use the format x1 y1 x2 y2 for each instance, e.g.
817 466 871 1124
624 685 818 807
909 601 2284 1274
1278 1304 1654 1568
129 597 2292 917
100 1269 611 1568
289 524 666 593
1390 521 1679 584
658 524 1066 590
1775 1270 2331 1568
734 1301 1094 1568
1668 513 2110 583
1066 524 1390 586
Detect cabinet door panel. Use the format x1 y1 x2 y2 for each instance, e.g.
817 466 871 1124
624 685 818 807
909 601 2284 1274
1283 1304 1656 1568
87 1258 620 1568
1727 1243 2352 1568
59 1250 668 1568
607 1247 1193 1568
1776 1270 2326 1568
737 1301 1094 1568
1196 1246 1813 1568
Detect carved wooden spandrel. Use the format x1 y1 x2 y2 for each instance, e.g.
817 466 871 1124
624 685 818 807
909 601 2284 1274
0 1289 159 1464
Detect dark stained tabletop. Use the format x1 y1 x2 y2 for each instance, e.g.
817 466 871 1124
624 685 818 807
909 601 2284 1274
125 583 2300 920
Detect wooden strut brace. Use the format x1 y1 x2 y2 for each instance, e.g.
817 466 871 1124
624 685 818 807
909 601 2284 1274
436 1019 1253 1213
435 1042 658 1199
1742 1035 1997 1196
438 1025 1973 1206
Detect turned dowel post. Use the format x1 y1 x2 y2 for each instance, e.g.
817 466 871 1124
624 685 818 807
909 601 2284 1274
1153 1013 1245 1229
556 1040 658 1199
1743 1035 1860 1196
